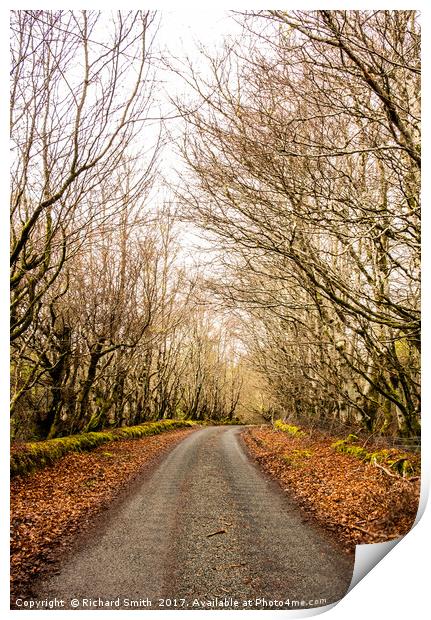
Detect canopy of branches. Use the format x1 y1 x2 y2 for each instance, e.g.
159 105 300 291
10 10 420 440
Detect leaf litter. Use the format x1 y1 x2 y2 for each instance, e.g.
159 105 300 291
10 427 196 602
242 426 420 552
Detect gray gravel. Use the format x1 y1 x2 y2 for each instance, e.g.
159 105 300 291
34 426 354 610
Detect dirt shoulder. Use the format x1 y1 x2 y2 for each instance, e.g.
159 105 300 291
10 427 197 602
242 426 420 552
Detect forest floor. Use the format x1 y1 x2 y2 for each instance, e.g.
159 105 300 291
10 426 197 603
243 426 420 552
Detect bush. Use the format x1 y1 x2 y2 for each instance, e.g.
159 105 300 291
11 419 195 477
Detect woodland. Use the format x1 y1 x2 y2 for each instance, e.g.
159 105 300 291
10 10 420 441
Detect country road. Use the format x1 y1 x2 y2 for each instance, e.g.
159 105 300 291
35 426 355 610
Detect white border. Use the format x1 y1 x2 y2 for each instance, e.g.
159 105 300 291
3 3 429 619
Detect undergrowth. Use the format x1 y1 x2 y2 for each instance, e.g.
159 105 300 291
332 434 419 477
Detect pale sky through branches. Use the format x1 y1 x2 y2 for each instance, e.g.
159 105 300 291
144 10 245 268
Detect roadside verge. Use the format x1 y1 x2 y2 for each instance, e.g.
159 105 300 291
11 419 195 477
10 425 197 602
242 425 420 552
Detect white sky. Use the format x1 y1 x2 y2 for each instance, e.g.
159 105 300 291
158 9 240 52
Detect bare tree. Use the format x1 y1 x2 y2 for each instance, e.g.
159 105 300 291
10 10 159 342
173 10 420 435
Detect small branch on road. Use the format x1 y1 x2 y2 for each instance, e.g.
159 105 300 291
216 562 246 570
206 529 227 537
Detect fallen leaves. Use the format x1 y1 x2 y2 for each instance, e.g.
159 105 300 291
10 427 196 602
242 426 420 553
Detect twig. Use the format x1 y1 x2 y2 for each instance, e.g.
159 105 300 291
374 462 400 478
373 462 418 482
347 524 380 537
207 529 227 537
361 430 379 449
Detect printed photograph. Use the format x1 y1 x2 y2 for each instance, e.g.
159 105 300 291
10 8 420 612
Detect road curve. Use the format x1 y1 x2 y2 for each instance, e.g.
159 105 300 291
35 426 354 610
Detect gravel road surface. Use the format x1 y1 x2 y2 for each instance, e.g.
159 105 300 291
35 426 355 610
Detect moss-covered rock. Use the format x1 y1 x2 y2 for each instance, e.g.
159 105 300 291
274 420 305 437
10 419 196 477
331 436 419 477
331 439 369 460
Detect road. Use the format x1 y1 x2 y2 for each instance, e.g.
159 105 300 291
35 426 354 610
